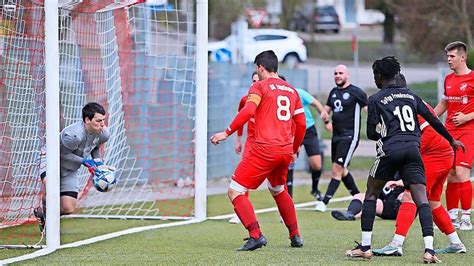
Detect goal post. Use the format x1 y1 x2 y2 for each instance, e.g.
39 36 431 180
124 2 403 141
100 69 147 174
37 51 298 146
45 0 60 251
0 0 207 251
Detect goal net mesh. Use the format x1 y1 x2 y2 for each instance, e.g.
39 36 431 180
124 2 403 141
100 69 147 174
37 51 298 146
0 0 197 247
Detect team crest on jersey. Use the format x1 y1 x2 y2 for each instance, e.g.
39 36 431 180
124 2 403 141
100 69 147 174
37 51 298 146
342 92 350 100
460 83 467 91
332 94 336 98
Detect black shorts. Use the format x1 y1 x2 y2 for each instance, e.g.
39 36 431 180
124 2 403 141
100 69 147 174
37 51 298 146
377 187 404 220
60 191 78 199
369 146 426 187
302 126 321 156
331 138 359 167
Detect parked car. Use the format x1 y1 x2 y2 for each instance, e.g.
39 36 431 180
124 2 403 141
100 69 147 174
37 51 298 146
358 9 385 25
208 29 307 67
289 5 340 33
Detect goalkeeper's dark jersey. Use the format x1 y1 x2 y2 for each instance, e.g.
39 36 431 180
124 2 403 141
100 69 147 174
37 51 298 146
367 85 452 157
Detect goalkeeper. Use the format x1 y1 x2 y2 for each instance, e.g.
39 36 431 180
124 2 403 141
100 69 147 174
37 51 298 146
35 102 112 230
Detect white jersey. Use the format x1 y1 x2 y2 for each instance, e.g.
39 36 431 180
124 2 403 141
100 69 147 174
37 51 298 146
60 121 110 172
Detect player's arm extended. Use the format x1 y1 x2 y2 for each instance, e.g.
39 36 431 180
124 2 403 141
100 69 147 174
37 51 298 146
366 99 381 141
225 94 259 136
236 98 246 137
292 110 306 153
418 99 453 143
366 123 381 141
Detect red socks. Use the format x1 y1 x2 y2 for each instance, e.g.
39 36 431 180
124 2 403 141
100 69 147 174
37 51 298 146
432 206 455 235
232 195 261 239
446 182 461 211
459 180 473 211
273 190 299 237
395 202 417 236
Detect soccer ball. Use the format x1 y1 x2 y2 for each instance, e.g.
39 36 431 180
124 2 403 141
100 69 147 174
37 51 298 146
93 170 117 192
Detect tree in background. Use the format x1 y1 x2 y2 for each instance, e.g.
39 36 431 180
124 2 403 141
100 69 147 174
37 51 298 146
209 0 267 40
389 0 474 61
366 0 397 47
280 0 309 29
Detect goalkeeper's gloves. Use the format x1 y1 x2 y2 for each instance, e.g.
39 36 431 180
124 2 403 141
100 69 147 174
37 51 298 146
94 159 116 172
81 159 101 175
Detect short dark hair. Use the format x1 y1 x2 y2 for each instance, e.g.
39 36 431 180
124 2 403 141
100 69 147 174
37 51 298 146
395 73 407 87
445 41 467 54
82 102 105 122
251 71 258 81
254 50 278 73
372 56 401 80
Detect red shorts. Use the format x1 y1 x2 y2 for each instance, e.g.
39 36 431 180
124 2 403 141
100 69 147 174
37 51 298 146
242 137 255 159
232 144 292 190
423 154 453 201
450 131 474 169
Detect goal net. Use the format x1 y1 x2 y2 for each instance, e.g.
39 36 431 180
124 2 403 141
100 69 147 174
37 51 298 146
0 0 199 248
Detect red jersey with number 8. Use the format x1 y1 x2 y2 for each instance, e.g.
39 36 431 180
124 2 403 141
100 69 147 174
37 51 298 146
248 77 304 154
443 71 474 131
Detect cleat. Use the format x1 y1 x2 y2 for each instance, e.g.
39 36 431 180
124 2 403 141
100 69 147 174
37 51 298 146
237 235 267 251
311 190 323 201
228 216 241 224
33 206 45 233
290 235 304 247
435 243 466 254
315 202 327 212
331 210 355 221
459 220 472 231
346 241 373 259
372 243 403 256
423 250 441 264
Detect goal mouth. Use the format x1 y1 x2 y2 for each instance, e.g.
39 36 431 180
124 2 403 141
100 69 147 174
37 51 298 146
0 0 199 250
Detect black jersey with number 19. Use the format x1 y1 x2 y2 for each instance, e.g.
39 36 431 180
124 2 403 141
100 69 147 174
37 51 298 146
367 85 452 157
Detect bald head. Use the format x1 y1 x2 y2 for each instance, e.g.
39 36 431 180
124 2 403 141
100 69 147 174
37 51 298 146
334 65 350 88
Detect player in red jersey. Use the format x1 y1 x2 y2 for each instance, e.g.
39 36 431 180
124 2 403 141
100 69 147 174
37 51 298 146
234 72 259 158
211 50 306 251
228 72 259 224
434 41 473 230
373 74 466 257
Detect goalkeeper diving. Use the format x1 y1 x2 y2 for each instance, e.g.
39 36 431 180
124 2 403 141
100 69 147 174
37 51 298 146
35 102 113 231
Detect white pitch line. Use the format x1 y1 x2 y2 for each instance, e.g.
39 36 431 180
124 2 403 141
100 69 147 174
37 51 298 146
0 219 203 266
1 195 354 265
208 196 352 220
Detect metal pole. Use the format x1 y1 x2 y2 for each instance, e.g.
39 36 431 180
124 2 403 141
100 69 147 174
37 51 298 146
45 0 60 250
194 0 208 221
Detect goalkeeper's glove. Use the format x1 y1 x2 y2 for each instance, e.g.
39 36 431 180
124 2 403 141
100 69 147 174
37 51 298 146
94 159 116 172
81 159 101 175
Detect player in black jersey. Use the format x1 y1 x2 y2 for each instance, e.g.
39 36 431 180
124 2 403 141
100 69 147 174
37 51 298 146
345 56 464 263
315 65 367 212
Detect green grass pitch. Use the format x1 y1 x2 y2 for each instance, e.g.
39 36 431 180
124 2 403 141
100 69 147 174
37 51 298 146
3 176 473 265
